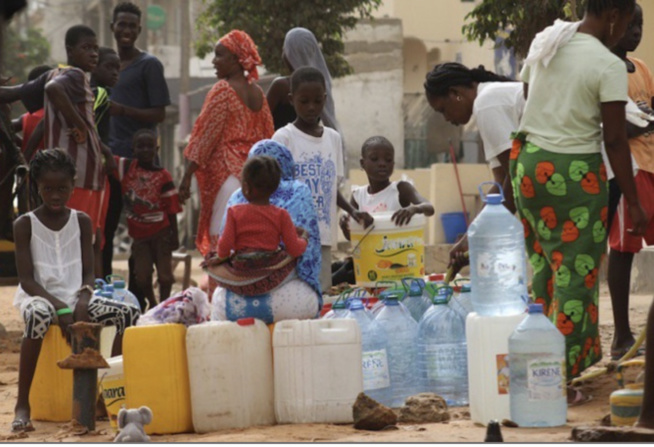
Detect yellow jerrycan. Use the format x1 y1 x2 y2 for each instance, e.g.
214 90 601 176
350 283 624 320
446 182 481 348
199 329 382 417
123 323 193 435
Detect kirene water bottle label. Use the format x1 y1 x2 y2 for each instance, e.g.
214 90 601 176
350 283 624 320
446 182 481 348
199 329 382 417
527 357 566 401
425 343 467 379
362 349 391 390
477 252 524 287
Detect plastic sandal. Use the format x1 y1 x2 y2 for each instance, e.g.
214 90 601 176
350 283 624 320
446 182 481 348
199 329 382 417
11 419 34 433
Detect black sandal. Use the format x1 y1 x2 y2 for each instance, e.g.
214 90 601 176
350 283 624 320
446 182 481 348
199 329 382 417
11 419 34 433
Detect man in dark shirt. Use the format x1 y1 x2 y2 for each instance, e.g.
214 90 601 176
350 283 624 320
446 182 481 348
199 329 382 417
104 1 171 280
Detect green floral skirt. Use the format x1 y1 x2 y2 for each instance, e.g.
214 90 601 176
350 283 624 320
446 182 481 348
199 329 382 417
510 136 608 380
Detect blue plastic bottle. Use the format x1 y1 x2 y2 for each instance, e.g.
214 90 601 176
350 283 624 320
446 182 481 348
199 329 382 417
401 278 432 322
374 293 419 407
509 303 566 427
344 299 392 406
468 182 528 316
417 287 468 406
111 279 140 308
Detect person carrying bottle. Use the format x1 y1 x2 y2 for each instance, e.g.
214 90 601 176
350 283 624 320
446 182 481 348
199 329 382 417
512 0 646 392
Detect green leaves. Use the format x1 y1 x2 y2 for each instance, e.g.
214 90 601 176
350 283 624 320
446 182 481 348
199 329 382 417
194 0 382 78
462 0 586 58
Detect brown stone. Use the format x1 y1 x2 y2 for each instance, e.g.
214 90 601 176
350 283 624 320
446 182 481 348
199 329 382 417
398 393 450 424
352 392 398 431
571 426 654 442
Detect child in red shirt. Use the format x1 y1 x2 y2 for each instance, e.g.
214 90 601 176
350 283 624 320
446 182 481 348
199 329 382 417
115 129 182 310
210 155 308 295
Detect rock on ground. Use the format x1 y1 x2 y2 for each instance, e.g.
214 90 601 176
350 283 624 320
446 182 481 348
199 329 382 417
571 426 654 442
399 393 450 424
352 393 398 431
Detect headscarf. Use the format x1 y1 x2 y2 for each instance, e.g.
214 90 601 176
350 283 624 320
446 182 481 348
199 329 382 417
221 139 322 301
219 30 262 82
283 28 344 152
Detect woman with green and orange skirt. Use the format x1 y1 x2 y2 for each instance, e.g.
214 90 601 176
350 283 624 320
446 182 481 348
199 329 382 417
512 0 647 386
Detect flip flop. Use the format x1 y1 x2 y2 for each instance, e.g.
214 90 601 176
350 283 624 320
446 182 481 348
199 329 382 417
568 389 593 408
11 419 34 433
611 345 646 361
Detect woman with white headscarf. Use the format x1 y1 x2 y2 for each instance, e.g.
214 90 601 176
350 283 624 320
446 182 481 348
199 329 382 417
266 27 342 137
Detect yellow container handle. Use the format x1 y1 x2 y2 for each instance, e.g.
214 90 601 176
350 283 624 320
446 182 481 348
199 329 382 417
616 358 645 389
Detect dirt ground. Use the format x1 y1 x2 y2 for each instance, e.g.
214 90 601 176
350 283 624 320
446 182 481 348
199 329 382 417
0 275 650 443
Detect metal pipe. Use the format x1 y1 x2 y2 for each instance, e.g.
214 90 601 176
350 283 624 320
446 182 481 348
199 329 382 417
57 322 109 431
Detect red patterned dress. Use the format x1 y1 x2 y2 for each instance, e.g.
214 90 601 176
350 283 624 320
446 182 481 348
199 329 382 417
184 80 274 256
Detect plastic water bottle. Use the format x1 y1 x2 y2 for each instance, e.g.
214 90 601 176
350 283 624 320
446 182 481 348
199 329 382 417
374 293 419 407
468 182 528 316
344 299 392 406
417 287 468 406
111 279 140 308
450 283 473 320
509 303 566 427
401 278 432 322
322 300 349 319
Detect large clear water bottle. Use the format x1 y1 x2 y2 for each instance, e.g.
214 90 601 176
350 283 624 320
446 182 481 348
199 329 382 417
374 294 419 407
111 278 140 308
417 287 468 406
371 287 407 318
468 182 528 316
401 278 432 322
322 300 349 319
344 299 392 406
509 303 566 427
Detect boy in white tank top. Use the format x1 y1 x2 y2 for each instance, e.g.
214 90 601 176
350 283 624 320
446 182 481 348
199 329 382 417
334 136 434 284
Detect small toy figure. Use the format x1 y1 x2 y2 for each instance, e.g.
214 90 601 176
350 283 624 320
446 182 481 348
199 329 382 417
114 406 152 442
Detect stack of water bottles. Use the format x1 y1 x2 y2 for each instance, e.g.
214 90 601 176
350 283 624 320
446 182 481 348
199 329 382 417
95 275 140 309
467 182 567 427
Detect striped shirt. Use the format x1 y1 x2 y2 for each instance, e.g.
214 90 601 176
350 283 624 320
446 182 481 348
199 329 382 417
20 66 104 191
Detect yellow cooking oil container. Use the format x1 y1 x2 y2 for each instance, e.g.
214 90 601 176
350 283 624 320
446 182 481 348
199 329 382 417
610 359 645 426
99 355 125 430
123 324 193 435
29 326 72 421
350 212 426 287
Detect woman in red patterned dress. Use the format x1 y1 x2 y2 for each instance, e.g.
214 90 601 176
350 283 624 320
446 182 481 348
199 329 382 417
179 30 274 256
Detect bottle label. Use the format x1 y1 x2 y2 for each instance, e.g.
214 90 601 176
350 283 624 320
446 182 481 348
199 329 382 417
362 349 390 390
424 343 467 379
496 353 510 395
476 251 525 287
527 357 566 401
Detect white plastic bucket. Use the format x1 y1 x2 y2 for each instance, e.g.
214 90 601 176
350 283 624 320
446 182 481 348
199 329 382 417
99 355 125 430
466 312 526 425
350 212 426 287
273 319 362 424
186 319 274 433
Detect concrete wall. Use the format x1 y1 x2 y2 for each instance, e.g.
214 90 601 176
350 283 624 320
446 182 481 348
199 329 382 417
334 18 405 172
347 163 493 245
375 0 495 70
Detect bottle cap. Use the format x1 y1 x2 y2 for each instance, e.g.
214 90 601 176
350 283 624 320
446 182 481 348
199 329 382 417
486 194 503 205
104 284 114 293
332 300 347 309
528 303 544 314
237 317 255 326
349 299 364 310
113 279 126 289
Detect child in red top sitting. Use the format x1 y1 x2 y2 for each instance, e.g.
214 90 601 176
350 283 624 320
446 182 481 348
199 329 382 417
115 129 182 311
208 155 308 295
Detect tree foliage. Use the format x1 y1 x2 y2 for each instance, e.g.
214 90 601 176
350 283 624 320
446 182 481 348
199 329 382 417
4 25 50 84
462 0 585 59
194 0 382 78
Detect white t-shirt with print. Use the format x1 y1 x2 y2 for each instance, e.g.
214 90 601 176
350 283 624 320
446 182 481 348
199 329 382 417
273 123 344 246
474 82 525 168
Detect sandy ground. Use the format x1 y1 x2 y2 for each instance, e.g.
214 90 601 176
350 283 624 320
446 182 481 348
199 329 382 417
0 265 650 442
